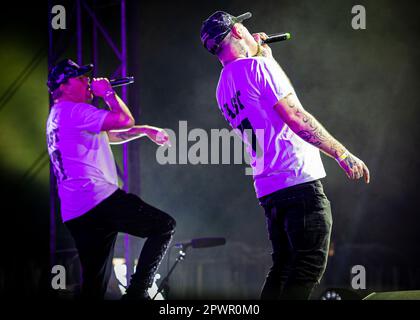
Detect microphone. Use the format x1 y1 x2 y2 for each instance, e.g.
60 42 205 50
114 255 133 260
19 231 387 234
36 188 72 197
174 237 226 249
261 33 291 44
109 76 134 87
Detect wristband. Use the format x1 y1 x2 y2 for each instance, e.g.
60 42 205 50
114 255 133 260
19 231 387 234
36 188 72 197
336 150 349 162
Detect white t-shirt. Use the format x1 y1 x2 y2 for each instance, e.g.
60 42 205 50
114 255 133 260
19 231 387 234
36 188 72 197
46 101 119 222
216 57 326 198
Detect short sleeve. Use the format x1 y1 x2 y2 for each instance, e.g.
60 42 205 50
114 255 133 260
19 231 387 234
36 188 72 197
70 103 109 133
255 58 295 107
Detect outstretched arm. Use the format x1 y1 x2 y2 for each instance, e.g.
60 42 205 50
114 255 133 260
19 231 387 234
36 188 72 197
107 125 170 146
251 32 370 183
274 93 370 183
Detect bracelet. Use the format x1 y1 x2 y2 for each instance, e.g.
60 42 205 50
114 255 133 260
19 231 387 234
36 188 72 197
336 150 349 162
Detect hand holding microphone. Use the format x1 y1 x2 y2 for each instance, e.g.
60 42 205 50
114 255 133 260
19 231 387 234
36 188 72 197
252 32 291 57
261 33 291 44
91 76 134 98
252 32 273 58
90 77 114 98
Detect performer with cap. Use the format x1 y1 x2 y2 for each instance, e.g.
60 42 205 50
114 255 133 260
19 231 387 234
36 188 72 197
200 11 370 299
46 59 176 299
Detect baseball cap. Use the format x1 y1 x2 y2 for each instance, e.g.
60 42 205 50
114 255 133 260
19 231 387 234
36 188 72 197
47 58 93 92
200 11 252 55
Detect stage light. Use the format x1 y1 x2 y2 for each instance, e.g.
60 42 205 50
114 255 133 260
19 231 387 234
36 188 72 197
321 289 342 300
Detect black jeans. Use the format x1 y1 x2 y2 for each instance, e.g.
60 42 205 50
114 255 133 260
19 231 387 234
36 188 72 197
65 188 176 299
258 179 332 300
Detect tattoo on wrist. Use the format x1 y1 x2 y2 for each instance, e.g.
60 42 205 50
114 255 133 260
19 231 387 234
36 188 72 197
343 155 356 169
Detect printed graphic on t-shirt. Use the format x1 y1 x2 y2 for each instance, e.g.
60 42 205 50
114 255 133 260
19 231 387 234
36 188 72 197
216 57 326 197
47 114 67 182
46 101 119 222
220 90 263 157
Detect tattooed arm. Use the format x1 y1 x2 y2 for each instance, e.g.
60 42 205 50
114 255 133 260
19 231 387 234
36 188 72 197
274 93 370 183
108 125 170 146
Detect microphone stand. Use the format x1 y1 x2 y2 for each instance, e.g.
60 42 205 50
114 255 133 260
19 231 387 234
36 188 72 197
152 246 187 300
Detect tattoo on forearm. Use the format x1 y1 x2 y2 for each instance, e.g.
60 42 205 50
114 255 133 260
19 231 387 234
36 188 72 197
295 112 328 147
286 95 296 108
114 132 138 140
296 130 323 146
286 96 344 157
329 141 343 158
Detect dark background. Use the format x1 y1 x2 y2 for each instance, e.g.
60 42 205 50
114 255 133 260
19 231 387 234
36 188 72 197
1 0 419 299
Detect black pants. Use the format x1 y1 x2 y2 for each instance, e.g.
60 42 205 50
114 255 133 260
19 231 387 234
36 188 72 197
65 189 176 299
258 179 332 300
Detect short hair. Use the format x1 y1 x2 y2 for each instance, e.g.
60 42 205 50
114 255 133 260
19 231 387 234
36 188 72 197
51 79 69 100
51 86 63 100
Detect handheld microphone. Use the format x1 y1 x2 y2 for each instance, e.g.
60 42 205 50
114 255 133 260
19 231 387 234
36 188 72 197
261 33 291 44
174 237 226 249
109 76 134 87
